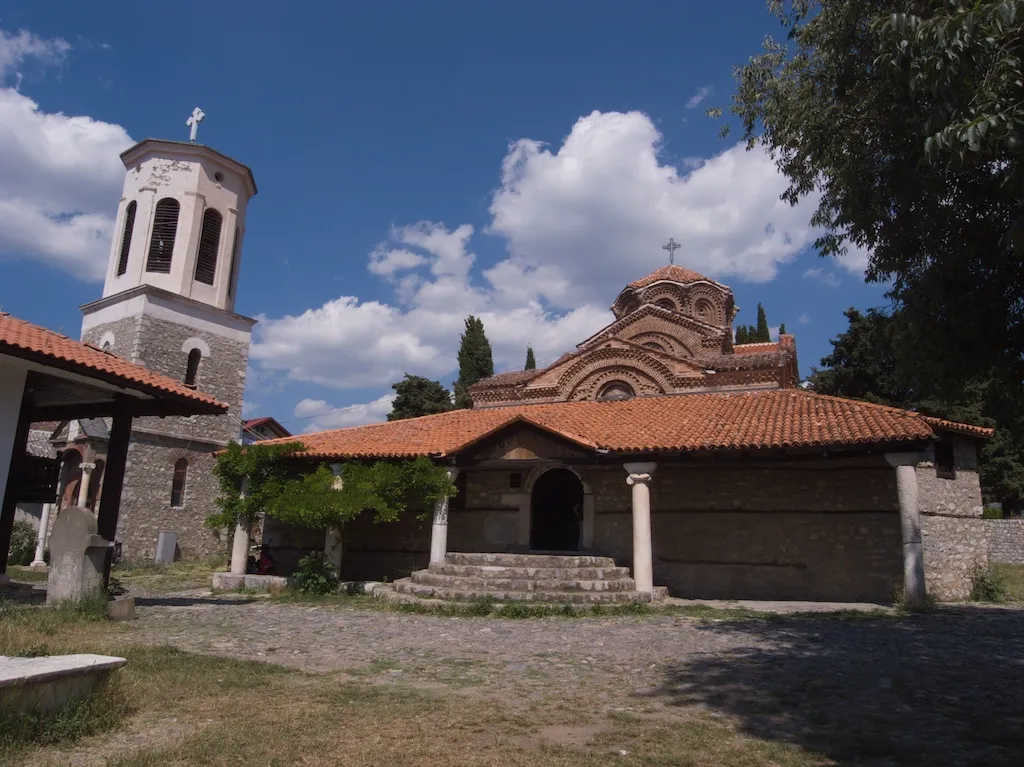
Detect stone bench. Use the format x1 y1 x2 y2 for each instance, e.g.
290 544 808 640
212 572 291 592
0 654 126 717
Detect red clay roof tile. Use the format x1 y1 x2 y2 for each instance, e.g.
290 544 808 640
260 389 991 459
0 312 225 412
627 265 722 289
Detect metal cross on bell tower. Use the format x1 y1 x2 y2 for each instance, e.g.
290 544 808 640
662 238 681 265
186 106 205 143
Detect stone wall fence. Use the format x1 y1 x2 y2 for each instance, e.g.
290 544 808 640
985 519 1024 565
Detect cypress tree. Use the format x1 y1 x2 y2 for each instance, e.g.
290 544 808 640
735 326 748 344
388 375 453 421
524 346 536 371
755 303 770 342
779 323 787 336
454 315 494 409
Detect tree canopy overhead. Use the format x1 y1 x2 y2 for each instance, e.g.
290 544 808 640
454 315 494 409
388 374 453 421
726 0 1024 409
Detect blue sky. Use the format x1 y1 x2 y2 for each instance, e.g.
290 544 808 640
0 1 888 433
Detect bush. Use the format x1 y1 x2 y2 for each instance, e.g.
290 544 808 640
7 520 36 566
292 553 338 595
969 566 1007 603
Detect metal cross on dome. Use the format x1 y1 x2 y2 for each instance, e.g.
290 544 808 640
662 238 681 265
186 106 205 143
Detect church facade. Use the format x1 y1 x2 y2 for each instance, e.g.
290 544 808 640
72 138 257 559
261 266 993 604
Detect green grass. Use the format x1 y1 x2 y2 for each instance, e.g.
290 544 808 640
991 563 1024 602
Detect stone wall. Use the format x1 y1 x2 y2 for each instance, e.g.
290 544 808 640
986 519 1024 565
115 432 225 560
915 440 987 599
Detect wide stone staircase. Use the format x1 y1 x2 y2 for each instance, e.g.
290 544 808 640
386 552 664 605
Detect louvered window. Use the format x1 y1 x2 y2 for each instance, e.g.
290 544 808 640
146 198 180 273
171 458 188 508
184 348 201 387
116 201 137 276
194 209 222 285
228 227 240 298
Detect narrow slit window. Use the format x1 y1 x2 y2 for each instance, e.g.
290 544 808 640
194 208 223 285
146 198 180 273
184 348 202 387
171 459 188 508
116 201 137 276
228 227 240 298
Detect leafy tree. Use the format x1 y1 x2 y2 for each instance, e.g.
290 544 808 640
755 303 771 342
388 375 453 421
809 307 1024 514
724 0 1024 416
525 346 536 371
454 315 494 409
735 325 749 344
207 440 306 529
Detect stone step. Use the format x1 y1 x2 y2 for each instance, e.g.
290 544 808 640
444 552 618 569
428 563 632 581
393 579 653 604
411 571 637 592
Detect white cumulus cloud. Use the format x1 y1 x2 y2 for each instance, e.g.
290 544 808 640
0 29 133 281
293 395 396 432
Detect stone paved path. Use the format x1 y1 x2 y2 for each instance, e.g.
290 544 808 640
120 596 1024 765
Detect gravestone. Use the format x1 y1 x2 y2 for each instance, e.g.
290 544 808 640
46 506 111 605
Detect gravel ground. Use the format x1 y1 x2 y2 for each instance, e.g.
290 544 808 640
121 595 1024 765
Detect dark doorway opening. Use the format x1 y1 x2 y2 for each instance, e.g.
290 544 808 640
530 468 584 551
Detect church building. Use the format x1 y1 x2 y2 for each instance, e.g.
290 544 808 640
260 264 993 604
69 136 257 558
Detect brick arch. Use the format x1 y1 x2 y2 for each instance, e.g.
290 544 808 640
623 331 694 358
523 464 592 494
568 366 665 401
640 283 689 312
686 284 727 326
557 347 677 395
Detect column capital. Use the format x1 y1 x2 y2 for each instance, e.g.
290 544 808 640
80 462 97 471
885 452 921 468
446 466 460 480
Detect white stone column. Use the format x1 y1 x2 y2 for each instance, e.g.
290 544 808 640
624 462 657 594
886 452 927 606
30 503 53 568
77 462 95 508
229 478 251 576
430 468 459 565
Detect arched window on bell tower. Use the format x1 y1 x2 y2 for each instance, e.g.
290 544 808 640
146 198 180 273
184 348 202 387
116 201 137 276
194 208 223 285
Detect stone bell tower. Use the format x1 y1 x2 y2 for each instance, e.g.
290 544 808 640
78 121 258 559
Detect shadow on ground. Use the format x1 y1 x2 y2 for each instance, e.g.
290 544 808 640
133 595 255 607
655 609 1024 766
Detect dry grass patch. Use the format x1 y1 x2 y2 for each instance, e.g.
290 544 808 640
110 557 224 594
992 563 1024 602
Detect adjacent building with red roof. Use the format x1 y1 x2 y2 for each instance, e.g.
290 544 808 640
258 265 992 605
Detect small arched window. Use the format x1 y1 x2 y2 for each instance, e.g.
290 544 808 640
184 348 202 387
147 198 180 273
116 201 137 276
228 227 241 299
194 208 223 285
171 459 188 508
597 381 635 401
656 298 676 312
642 341 666 352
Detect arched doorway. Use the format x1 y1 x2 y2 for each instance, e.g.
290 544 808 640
530 468 584 551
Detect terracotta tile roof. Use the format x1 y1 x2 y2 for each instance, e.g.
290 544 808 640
732 341 779 355
0 312 226 412
627 265 721 289
258 389 992 460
